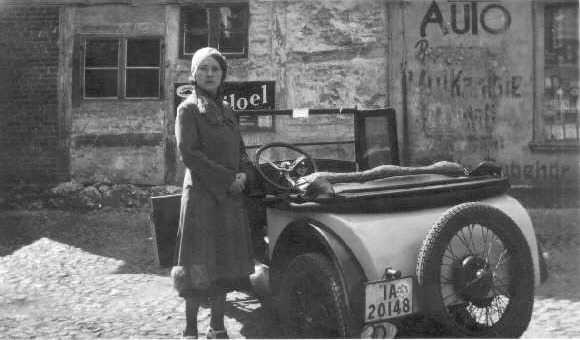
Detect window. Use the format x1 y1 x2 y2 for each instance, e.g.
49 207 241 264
533 2 579 150
82 37 162 99
180 3 249 59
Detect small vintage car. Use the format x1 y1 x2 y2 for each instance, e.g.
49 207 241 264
151 108 548 338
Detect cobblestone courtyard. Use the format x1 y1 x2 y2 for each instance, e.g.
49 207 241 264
0 207 578 338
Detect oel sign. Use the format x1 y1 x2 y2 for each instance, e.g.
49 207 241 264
175 81 275 131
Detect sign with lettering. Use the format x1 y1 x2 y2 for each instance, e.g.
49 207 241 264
174 81 275 131
420 1 511 37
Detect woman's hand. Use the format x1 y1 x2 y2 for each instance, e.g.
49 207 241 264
228 172 247 195
295 172 329 191
296 172 335 197
235 172 247 185
295 173 316 191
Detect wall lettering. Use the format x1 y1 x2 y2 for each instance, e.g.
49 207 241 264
503 161 571 181
420 1 511 37
409 66 524 156
407 69 522 99
414 39 431 63
418 103 498 135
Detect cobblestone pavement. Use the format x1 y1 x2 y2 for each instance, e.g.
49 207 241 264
0 207 578 339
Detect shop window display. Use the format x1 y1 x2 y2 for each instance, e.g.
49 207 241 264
542 2 579 144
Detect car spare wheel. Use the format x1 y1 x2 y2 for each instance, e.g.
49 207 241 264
279 253 350 338
416 202 534 338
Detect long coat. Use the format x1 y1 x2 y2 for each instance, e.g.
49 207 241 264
174 88 254 291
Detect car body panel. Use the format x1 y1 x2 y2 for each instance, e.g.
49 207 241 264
266 194 541 286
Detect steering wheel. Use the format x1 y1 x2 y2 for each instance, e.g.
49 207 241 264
254 142 318 191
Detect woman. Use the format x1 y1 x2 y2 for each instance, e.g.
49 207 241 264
172 47 254 339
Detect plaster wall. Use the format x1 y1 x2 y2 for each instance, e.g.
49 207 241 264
61 0 578 190
168 0 389 184
394 0 579 189
64 1 389 185
67 6 166 184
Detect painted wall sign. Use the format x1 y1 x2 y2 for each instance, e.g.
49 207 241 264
503 161 571 181
420 0 512 37
406 69 522 99
404 0 527 170
174 81 275 131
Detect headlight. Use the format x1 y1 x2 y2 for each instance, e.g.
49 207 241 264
361 322 398 339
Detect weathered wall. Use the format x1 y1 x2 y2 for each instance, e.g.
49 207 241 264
67 6 166 185
238 0 387 162
47 0 578 190
167 0 389 184
0 6 65 185
395 0 579 189
5 1 388 186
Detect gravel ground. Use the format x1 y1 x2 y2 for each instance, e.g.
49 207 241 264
522 208 580 338
0 206 578 338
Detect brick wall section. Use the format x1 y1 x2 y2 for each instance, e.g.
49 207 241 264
0 6 64 186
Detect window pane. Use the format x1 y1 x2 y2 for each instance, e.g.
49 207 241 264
362 116 394 169
184 33 209 55
180 4 248 58
127 39 160 67
126 69 159 98
85 69 117 97
218 6 247 54
545 4 579 64
85 39 118 67
219 6 247 31
543 3 579 142
219 32 245 54
182 6 208 29
182 6 209 55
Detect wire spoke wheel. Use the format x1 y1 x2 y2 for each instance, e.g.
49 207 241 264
279 253 349 338
417 203 535 338
442 224 513 329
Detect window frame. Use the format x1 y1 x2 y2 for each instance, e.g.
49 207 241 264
530 1 579 152
79 35 164 101
179 3 249 59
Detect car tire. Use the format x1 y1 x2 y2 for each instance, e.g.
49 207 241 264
416 202 535 338
278 252 350 338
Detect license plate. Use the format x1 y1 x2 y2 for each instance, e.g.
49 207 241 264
364 277 414 322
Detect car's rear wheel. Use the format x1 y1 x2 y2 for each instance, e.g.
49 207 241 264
279 253 349 338
416 202 535 338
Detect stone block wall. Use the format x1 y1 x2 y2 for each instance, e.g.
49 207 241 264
67 6 167 185
0 6 65 186
170 1 389 184
70 100 166 185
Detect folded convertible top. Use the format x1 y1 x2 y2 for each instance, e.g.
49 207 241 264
263 174 510 213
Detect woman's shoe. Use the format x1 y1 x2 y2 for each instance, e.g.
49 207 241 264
181 330 198 339
205 326 229 339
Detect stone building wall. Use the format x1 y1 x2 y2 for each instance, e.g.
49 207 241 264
66 6 166 185
48 1 390 186
1 0 577 193
391 1 579 190
0 6 65 185
167 1 390 185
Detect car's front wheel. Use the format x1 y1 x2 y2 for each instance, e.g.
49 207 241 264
416 202 535 338
279 252 350 338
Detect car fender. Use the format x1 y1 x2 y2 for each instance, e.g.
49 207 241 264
269 219 367 334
